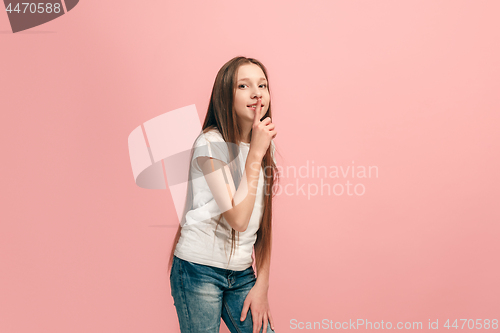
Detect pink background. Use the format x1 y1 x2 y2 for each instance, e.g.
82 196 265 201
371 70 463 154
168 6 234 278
1 1 499 332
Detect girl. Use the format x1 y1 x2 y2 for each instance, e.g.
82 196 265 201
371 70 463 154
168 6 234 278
168 56 279 333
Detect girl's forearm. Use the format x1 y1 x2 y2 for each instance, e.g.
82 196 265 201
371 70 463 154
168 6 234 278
231 150 263 232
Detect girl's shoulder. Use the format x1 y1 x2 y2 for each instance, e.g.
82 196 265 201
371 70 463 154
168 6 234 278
193 127 224 148
203 127 225 142
203 127 224 141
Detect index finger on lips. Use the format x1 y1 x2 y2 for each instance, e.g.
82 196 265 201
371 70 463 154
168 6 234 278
253 97 262 126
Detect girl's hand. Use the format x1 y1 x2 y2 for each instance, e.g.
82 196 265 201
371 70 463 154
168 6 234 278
250 97 277 160
240 284 275 333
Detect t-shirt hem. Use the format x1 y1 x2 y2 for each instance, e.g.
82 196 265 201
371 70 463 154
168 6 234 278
174 249 253 271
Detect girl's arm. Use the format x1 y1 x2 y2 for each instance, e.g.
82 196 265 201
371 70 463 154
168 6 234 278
240 244 275 332
197 149 263 233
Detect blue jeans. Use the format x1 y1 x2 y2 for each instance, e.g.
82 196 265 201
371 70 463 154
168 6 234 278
170 255 276 333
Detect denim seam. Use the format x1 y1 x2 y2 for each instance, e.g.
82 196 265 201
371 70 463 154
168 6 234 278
223 299 243 333
178 258 193 333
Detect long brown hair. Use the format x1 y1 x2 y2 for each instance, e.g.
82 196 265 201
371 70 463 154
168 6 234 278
167 56 280 276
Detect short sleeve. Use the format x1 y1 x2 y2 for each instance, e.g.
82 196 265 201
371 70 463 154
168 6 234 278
191 130 230 173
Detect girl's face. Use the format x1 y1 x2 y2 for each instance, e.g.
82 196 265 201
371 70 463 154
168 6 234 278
233 63 270 124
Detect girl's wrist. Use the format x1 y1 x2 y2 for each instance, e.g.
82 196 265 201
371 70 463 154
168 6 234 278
248 148 264 162
254 278 269 290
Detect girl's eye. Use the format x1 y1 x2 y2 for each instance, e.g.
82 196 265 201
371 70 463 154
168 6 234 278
238 84 267 88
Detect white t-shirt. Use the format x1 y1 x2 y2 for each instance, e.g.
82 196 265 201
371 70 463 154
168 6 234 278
174 128 275 271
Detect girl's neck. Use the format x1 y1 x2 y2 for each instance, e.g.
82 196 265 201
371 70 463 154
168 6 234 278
239 120 252 144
